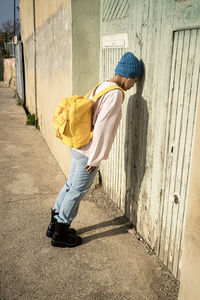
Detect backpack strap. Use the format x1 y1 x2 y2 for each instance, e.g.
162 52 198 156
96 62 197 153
85 84 125 103
91 85 125 103
84 83 101 99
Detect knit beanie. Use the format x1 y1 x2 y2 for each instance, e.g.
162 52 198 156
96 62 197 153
115 52 143 78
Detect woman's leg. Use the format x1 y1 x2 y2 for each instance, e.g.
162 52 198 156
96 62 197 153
53 151 76 213
57 148 98 224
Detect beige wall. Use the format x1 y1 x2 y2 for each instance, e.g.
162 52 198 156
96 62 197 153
179 101 200 299
71 0 100 95
4 58 16 89
20 0 72 175
19 0 35 113
19 0 100 176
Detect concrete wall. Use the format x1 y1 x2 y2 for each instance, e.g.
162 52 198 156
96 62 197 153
178 101 200 299
71 0 100 95
20 0 72 175
4 58 16 89
0 49 4 81
19 0 35 113
20 0 101 176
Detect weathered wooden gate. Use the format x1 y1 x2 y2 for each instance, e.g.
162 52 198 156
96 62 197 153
101 47 128 205
158 28 200 277
100 0 200 278
100 0 130 210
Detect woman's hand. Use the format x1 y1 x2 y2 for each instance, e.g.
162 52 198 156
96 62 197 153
85 165 97 174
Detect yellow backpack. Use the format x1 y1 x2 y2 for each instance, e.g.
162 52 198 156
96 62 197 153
53 83 125 149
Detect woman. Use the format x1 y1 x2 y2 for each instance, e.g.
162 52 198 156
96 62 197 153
46 52 143 248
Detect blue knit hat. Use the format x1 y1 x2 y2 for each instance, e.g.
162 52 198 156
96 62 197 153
115 52 143 78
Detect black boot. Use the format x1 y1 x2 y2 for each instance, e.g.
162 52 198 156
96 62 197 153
51 222 82 248
46 209 77 238
46 209 59 238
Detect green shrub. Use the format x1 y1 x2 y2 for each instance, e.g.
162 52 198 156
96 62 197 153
16 99 23 106
26 113 40 130
26 114 35 126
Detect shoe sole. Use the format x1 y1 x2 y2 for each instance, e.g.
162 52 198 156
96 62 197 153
46 229 76 238
51 239 82 248
46 230 53 238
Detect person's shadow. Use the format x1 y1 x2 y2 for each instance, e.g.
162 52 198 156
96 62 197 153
124 62 148 228
77 215 131 244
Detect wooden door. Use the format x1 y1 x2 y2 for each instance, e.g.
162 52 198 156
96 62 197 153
158 28 200 278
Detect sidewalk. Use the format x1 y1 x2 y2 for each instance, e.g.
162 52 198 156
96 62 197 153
0 83 179 300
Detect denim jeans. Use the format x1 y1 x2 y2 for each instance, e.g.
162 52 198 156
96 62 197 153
53 148 99 224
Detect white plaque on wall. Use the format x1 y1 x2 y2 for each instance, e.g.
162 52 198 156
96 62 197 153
102 33 128 48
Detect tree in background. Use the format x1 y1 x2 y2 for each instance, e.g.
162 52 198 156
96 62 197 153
0 19 21 36
0 19 20 58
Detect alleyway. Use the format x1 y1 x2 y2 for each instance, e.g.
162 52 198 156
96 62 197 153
0 83 179 300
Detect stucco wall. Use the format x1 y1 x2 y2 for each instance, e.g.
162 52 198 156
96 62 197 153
178 102 200 299
4 58 16 89
20 0 72 175
19 0 35 113
71 0 100 95
20 0 101 176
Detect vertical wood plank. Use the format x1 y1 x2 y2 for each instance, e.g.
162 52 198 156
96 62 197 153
156 0 176 255
158 31 178 260
167 29 191 271
159 28 200 278
163 30 188 266
173 29 200 277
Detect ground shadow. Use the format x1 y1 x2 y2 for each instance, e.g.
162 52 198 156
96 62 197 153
124 62 148 227
77 215 132 244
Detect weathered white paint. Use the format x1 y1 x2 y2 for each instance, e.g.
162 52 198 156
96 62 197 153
100 0 200 278
102 0 129 21
158 28 200 278
101 47 128 208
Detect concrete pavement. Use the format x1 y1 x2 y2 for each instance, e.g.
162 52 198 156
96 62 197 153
0 83 179 300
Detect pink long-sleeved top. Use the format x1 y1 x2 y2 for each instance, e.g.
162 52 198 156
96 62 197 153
76 81 124 166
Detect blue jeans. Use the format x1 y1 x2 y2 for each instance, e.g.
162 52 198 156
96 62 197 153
53 148 99 224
